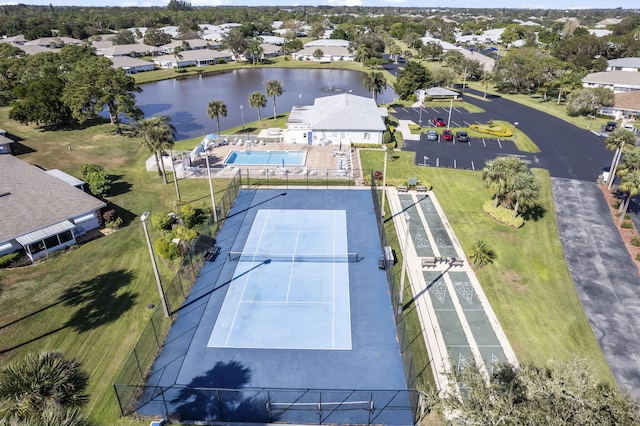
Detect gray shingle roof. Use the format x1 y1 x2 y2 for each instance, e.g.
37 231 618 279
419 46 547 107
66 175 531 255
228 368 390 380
583 71 640 88
310 94 387 131
0 156 106 243
607 58 640 70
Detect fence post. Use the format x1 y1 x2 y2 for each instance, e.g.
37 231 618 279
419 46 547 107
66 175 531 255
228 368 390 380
113 384 125 416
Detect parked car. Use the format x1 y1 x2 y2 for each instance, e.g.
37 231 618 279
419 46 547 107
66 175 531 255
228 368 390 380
605 121 617 131
442 130 453 141
432 117 446 127
426 130 439 141
455 131 469 142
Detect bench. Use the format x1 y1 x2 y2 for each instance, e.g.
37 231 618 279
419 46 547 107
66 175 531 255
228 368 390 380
422 257 437 267
450 257 464 267
397 185 408 193
416 185 428 192
204 245 221 262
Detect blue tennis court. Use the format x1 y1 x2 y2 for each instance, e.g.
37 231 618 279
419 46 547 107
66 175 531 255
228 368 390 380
138 189 414 424
208 209 352 350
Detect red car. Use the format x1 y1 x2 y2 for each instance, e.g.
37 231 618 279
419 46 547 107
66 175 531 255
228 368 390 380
442 130 453 141
432 117 446 127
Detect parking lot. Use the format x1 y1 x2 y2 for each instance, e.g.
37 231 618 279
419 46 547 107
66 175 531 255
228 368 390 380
394 92 611 181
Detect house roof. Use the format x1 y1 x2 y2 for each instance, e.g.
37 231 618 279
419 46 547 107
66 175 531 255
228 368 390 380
304 39 350 48
97 43 160 57
583 71 640 88
110 56 155 69
420 36 461 51
24 37 83 47
153 49 232 63
607 57 640 70
15 44 53 55
0 156 106 244
294 46 353 57
425 87 459 97
161 39 212 50
309 94 387 131
614 91 640 112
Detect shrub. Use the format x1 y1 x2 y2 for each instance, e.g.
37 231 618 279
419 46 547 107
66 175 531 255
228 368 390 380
0 252 21 268
106 217 123 229
625 213 631 220
470 123 513 138
636 253 640 262
173 225 197 242
483 201 524 228
151 212 174 231
630 236 640 247
155 237 180 260
621 221 634 229
382 130 393 144
81 164 112 198
612 201 620 209
103 209 117 223
177 202 197 228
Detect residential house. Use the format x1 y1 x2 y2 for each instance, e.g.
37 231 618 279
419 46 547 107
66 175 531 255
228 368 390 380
600 91 640 120
606 58 640 72
0 155 106 261
160 39 212 54
285 94 387 146
110 56 155 74
292 45 354 62
582 71 640 93
96 43 161 58
153 49 233 68
25 36 83 48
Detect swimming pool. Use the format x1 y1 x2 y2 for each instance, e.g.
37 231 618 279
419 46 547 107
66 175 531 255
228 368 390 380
224 150 306 166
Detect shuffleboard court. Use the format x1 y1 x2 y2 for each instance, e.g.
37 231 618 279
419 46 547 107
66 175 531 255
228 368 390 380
208 209 352 350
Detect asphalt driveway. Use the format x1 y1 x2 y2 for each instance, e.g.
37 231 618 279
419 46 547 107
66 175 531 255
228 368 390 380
395 87 640 396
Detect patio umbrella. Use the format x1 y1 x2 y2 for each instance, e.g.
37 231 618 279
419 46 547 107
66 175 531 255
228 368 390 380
207 133 218 140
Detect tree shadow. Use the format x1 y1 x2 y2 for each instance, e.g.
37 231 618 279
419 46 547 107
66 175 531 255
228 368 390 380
521 203 546 222
60 269 137 333
107 174 133 197
169 361 274 423
40 116 111 132
10 141 36 155
0 270 136 354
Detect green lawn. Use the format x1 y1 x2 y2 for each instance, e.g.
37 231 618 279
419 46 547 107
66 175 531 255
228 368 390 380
0 107 225 425
361 150 613 384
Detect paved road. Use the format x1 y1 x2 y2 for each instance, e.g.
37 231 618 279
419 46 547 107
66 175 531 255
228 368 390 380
394 86 640 396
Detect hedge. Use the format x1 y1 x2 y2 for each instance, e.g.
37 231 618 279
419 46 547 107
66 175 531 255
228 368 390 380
483 200 524 228
470 123 513 138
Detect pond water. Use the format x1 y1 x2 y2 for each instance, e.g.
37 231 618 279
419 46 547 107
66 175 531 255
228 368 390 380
135 68 396 139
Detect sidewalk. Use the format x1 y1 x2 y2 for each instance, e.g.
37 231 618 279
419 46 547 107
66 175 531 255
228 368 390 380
387 187 517 392
397 119 421 142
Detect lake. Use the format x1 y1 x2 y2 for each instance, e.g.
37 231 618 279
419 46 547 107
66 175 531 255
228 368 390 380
135 68 396 140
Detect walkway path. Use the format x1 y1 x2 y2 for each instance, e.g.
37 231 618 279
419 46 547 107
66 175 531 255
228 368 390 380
387 188 517 391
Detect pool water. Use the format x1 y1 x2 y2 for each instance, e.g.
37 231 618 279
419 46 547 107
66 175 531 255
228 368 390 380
224 150 306 166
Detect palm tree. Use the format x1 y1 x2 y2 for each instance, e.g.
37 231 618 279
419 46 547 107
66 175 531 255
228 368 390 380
618 170 640 223
508 172 540 218
0 352 89 422
468 239 497 268
207 100 227 135
362 71 387 103
173 46 184 68
482 157 528 208
265 80 283 120
135 115 176 184
480 71 493 98
605 128 637 190
248 91 267 122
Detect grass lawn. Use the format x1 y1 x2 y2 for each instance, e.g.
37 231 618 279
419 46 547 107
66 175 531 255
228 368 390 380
361 149 613 384
0 107 227 425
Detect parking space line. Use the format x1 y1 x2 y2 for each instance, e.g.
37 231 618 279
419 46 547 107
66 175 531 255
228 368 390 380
453 107 463 113
471 161 475 170
436 158 440 167
463 120 472 126
454 159 457 168
482 139 486 147
497 139 502 148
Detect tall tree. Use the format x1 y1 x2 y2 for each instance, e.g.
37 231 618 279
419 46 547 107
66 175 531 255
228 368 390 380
248 91 266 122
135 115 176 184
426 358 640 424
605 128 637 190
508 172 540 217
0 352 89 423
362 71 387 103
221 28 248 62
482 157 528 208
207 99 227 135
265 80 282 120
62 55 142 125
143 28 172 47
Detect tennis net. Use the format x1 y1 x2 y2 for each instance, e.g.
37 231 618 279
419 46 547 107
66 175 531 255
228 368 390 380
228 252 360 263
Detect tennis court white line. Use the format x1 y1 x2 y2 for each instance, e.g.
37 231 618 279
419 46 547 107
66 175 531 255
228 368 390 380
332 210 337 349
285 231 301 303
